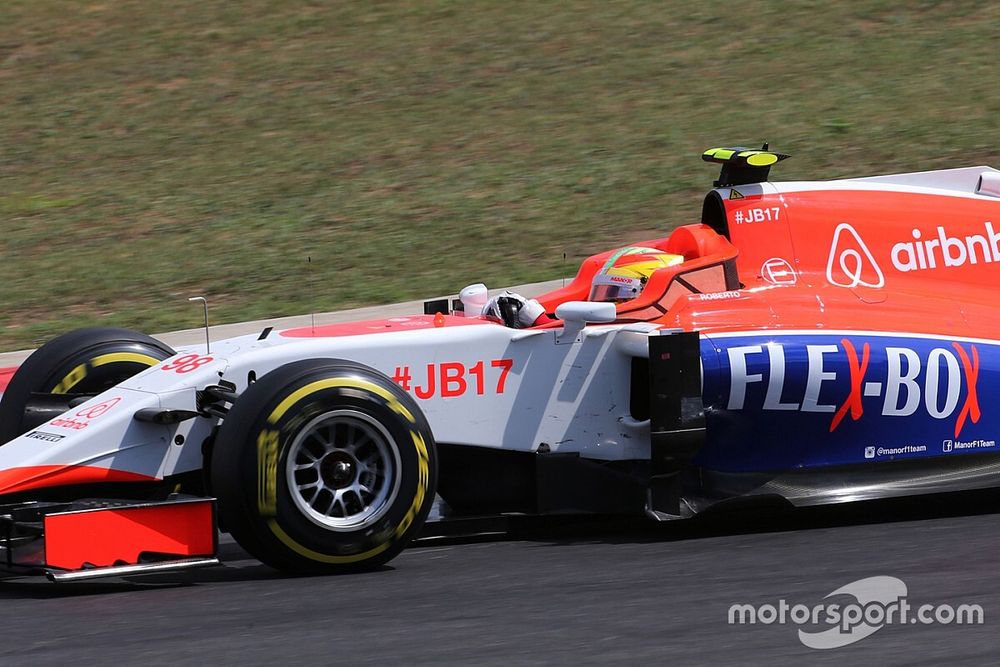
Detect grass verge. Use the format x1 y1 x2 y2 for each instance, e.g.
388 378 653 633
1 0 998 348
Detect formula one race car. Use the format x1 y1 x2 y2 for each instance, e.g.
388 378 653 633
2 146 999 580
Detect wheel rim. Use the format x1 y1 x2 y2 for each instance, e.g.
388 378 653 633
285 409 401 531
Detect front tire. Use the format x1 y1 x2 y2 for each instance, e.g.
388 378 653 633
0 327 175 443
211 359 437 574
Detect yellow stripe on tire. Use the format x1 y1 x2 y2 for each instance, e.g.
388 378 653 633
267 519 391 564
266 377 416 426
52 352 160 394
52 363 88 394
91 352 161 367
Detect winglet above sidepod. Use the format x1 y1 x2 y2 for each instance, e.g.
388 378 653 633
702 144 791 187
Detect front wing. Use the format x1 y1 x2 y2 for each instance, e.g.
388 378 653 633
0 496 219 581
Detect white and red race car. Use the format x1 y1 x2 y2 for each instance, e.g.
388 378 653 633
2 146 999 580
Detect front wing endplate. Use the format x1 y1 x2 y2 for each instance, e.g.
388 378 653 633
0 496 218 581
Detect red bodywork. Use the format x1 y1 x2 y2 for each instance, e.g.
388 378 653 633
44 499 216 570
539 183 998 343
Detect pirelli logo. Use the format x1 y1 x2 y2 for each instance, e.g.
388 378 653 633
25 430 66 442
257 429 279 516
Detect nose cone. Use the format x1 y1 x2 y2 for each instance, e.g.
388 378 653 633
0 465 157 496
0 388 171 498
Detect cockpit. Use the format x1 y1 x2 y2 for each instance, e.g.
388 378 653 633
532 223 739 323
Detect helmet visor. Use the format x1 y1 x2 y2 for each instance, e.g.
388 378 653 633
589 277 642 303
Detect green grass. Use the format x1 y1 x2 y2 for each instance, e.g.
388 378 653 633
1 0 999 349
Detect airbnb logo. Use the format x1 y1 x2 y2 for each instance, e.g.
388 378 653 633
826 223 886 288
890 223 1000 273
75 397 121 420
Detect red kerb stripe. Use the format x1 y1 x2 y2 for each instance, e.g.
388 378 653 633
0 366 16 393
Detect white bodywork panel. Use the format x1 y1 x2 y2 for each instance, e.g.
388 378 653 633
770 166 1000 200
0 318 661 484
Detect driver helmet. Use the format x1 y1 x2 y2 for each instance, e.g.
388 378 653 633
589 246 684 303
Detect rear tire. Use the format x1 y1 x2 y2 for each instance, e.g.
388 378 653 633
211 359 437 574
0 327 174 443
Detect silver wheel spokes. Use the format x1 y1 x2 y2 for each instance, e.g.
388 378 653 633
287 411 399 531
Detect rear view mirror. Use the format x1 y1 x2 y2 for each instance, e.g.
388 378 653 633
554 301 616 343
555 301 617 324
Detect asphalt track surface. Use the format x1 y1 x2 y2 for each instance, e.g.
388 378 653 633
3 492 1000 665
